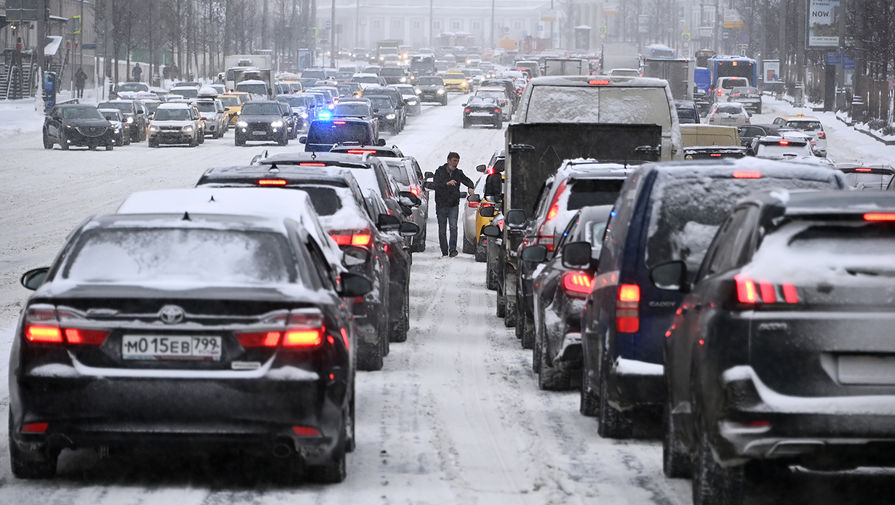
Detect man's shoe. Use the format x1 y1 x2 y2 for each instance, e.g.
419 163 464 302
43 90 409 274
449 250 459 257
442 252 449 257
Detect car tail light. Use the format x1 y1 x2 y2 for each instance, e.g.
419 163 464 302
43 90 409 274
236 330 281 347
409 186 420 196
25 324 63 343
333 120 346 125
588 79 610 85
735 274 800 306
817 132 826 139
864 213 895 222
536 180 567 252
22 422 49 434
733 171 761 179
24 306 109 346
347 149 376 154
778 140 789 145
464 108 471 113
616 284 640 333
717 88 723 96
299 162 326 167
468 200 479 208
64 328 110 345
283 309 324 347
329 229 373 247
854 167 872 172
258 179 287 186
710 153 722 157
562 272 593 299
292 426 321 437
494 108 501 114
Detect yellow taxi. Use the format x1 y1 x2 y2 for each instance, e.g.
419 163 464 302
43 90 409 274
218 92 250 125
442 70 470 93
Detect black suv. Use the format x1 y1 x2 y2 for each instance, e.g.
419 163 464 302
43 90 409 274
361 87 406 131
415 76 448 105
234 101 290 146
43 104 116 151
96 100 147 142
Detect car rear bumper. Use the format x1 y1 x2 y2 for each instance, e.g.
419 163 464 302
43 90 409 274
607 357 664 411
10 363 345 463
464 113 499 124
711 365 895 466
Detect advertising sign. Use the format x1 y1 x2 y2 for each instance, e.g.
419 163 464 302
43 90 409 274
807 0 840 48
763 60 782 84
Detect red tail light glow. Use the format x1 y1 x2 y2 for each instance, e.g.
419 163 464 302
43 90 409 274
778 140 790 146
236 331 281 347
351 233 372 247
22 422 49 434
64 328 110 345
616 284 640 333
283 310 324 348
468 200 479 208
346 149 376 154
735 274 800 306
299 162 326 167
735 274 758 304
732 171 761 179
717 88 723 96
258 179 287 186
588 79 610 85
817 132 826 139
854 168 872 172
710 153 722 157
464 108 471 113
536 180 566 252
283 329 323 347
333 121 347 125
562 272 593 298
292 426 321 437
409 187 420 196
329 230 373 247
494 108 501 114
864 213 895 222
25 325 63 343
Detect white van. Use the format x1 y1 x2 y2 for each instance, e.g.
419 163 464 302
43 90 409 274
514 75 682 161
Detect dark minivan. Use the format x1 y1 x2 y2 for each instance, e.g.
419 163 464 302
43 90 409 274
580 159 846 438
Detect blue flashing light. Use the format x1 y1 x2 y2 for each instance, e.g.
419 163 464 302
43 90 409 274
318 111 332 120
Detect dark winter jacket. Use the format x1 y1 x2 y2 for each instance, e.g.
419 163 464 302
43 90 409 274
432 163 475 208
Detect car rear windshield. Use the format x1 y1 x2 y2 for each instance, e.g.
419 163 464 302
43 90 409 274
307 122 371 145
117 83 148 92
646 174 837 271
172 88 199 98
353 75 380 83
64 228 294 284
385 160 411 184
715 104 743 114
195 102 216 112
236 83 268 96
334 103 370 116
100 111 120 121
842 172 894 190
368 96 393 109
785 120 823 132
525 86 672 130
720 78 748 89
153 108 191 120
241 103 280 115
97 102 131 113
477 90 506 101
563 179 625 210
676 106 699 123
302 186 343 216
278 95 312 107
445 73 466 80
756 144 811 158
219 96 240 106
380 68 404 76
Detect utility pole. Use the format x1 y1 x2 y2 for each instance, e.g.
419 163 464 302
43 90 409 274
103 0 113 98
491 0 496 49
355 0 360 49
550 0 554 50
330 0 336 67
36 0 47 73
429 0 434 49
837 0 846 89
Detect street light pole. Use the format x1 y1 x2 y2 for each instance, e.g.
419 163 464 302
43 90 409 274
429 0 434 49
491 0 495 49
330 0 336 68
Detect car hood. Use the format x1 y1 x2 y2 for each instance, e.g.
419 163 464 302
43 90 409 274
63 118 111 128
152 120 192 127
239 114 281 122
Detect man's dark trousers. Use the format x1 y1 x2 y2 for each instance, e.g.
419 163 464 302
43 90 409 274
436 205 459 255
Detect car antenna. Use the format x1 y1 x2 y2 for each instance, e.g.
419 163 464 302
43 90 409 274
268 162 278 171
311 152 317 160
182 211 191 221
208 195 216 203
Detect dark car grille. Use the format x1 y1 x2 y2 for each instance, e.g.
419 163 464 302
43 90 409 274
77 126 108 137
248 122 272 132
160 126 182 131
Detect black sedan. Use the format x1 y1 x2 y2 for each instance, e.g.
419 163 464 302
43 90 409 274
523 205 612 391
235 101 290 146
42 104 116 151
658 191 895 505
462 97 502 129
9 212 371 483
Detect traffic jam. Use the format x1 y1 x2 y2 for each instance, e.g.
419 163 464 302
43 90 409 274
3 29 895 505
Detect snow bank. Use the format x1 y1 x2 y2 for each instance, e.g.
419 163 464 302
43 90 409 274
0 98 44 138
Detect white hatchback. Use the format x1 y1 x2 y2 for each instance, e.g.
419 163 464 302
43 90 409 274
707 102 750 126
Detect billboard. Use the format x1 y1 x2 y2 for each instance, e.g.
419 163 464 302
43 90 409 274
763 60 782 84
807 0 840 48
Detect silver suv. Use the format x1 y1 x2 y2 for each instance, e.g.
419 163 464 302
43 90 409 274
148 103 203 147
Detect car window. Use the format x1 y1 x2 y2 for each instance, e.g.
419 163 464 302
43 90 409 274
555 216 580 251
307 122 372 144
564 179 625 210
700 207 754 277
241 103 281 115
153 108 191 120
785 120 823 132
715 104 743 114
301 186 343 216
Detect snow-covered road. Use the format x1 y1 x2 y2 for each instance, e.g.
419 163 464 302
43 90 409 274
1 94 893 504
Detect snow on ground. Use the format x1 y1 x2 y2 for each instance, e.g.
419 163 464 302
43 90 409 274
0 92 894 505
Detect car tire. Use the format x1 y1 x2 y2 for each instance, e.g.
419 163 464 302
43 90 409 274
580 363 600 417
198 132 205 144
538 335 571 391
505 298 516 327
663 397 692 478
106 144 113 151
692 427 743 505
440 99 447 106
518 313 534 349
305 415 348 484
189 136 197 147
496 289 506 318
89 145 97 151
598 367 633 439
487 258 498 291
148 139 158 148
278 135 288 146
462 120 469 129
235 136 244 146
494 120 502 129
390 282 409 343
8 413 58 479
474 240 487 262
462 235 475 254
59 131 68 150
42 133 53 149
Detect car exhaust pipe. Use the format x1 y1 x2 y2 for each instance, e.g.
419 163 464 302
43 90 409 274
272 441 293 458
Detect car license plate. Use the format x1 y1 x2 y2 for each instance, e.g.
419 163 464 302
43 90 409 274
470 112 493 117
838 355 895 385
122 335 222 361
252 130 266 136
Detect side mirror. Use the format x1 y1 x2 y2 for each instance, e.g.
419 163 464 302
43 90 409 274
561 241 593 269
377 213 400 231
338 272 373 297
476 164 487 173
377 138 387 146
521 244 548 263
21 267 50 290
399 191 422 206
467 193 481 203
424 171 435 179
299 136 307 144
399 221 420 237
399 204 413 217
479 205 497 218
650 260 690 292
424 181 436 190
342 245 369 267
482 224 501 238
505 209 527 229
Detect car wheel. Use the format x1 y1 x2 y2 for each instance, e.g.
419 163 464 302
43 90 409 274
305 414 348 484
59 131 69 150
8 413 58 479
42 131 53 149
532 324 542 373
496 289 506 318
235 136 244 146
89 145 97 151
505 298 516 327
663 396 692 478
487 259 498 291
538 334 571 391
106 144 113 151
278 134 288 146
189 136 197 147
462 120 470 129
494 120 502 129
462 235 475 254
198 132 205 144
580 362 600 417
518 312 534 349
692 427 743 505
390 282 409 343
441 99 447 106
475 239 487 262
345 389 356 453
598 366 632 439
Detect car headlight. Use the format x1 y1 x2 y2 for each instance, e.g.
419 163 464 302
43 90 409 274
407 99 418 105
126 116 134 123
400 77 407 83
64 124 74 129
237 120 248 128
436 89 445 95
271 120 284 128
149 125 159 132
182 125 194 133
414 87 421 94
386 113 396 120
300 112 308 119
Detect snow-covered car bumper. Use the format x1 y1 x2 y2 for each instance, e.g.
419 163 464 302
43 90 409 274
606 357 664 411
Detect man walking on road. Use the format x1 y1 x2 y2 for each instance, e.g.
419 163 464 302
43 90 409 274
433 152 475 257
74 67 87 99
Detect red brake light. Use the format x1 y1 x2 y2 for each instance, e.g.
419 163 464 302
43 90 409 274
616 284 640 333
283 310 324 348
854 167 872 172
468 200 479 208
588 79 610 85
351 233 372 247
299 162 326 167
778 140 790 146
562 272 593 298
717 88 723 96
817 132 826 139
283 329 322 347
494 108 501 114
329 230 373 247
25 325 63 343
64 328 110 346
333 121 347 125
546 205 559 220
864 213 895 221
735 274 758 304
710 153 722 157
464 108 471 113
236 331 281 348
22 422 49 434
330 234 351 246
732 171 761 179
258 179 287 186
292 426 321 437
409 187 420 196
735 274 800 306
346 149 376 154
